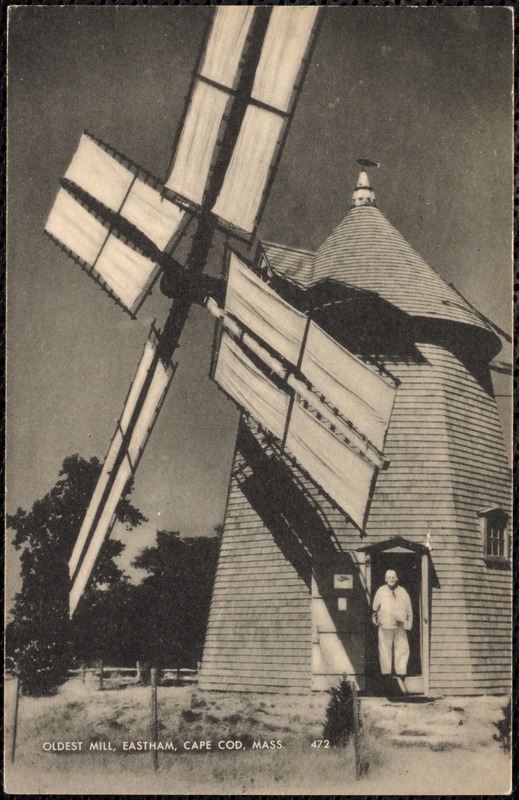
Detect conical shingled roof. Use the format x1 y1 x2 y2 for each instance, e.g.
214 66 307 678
264 199 492 337
313 205 490 330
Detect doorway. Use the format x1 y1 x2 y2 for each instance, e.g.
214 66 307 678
360 537 437 696
369 552 422 678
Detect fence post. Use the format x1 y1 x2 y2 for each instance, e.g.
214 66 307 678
82 664 86 685
151 668 159 771
99 660 104 691
10 676 20 764
136 661 142 684
351 682 364 779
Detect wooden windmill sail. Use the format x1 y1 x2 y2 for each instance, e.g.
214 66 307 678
206 249 397 528
46 7 393 617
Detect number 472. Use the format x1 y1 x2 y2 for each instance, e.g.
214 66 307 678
311 740 330 748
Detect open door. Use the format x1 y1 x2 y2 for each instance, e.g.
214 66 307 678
359 537 439 696
311 551 369 691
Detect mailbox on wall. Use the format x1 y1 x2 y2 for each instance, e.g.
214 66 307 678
334 572 353 610
334 573 353 591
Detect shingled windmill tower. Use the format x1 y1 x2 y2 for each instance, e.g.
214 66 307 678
199 167 511 697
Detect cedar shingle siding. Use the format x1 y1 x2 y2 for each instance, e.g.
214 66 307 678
199 440 313 694
199 201 511 696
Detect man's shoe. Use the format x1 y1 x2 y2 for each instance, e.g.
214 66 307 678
394 675 408 694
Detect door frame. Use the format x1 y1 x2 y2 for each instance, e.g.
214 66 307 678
358 537 439 696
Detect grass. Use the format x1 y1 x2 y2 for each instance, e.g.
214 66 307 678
4 676 511 795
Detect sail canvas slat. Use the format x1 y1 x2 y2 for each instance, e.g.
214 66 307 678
45 189 108 265
285 402 376 531
214 333 290 442
120 178 186 250
301 322 397 451
94 235 158 313
129 356 172 459
212 105 284 234
69 346 174 616
68 427 125 579
201 7 255 89
69 339 157 579
64 133 134 212
48 137 188 313
225 252 307 365
165 80 230 206
222 252 395 455
118 339 158 432
69 456 132 616
251 7 319 113
213 326 378 529
166 7 320 236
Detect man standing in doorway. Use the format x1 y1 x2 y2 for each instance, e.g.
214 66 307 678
372 569 413 693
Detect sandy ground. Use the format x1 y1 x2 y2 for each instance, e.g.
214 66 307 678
4 676 511 795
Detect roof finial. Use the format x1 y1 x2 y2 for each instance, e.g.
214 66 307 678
352 158 379 207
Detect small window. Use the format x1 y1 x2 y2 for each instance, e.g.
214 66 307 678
478 507 510 563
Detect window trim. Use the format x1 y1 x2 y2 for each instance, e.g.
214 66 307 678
477 507 510 564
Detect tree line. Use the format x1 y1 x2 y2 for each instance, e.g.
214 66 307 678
6 455 220 696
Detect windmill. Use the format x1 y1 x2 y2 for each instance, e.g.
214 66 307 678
45 7 396 618
44 9 511 700
198 167 511 696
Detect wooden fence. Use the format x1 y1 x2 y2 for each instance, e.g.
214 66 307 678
68 662 198 688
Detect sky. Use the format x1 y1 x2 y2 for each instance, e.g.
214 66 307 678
7 7 513 594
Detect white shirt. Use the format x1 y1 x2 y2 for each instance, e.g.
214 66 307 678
373 584 413 630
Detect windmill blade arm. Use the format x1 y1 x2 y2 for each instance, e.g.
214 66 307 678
44 229 138 319
68 335 157 577
206 297 387 470
69 272 207 615
46 133 192 315
165 7 322 241
210 7 322 238
211 250 397 452
164 8 258 207
211 327 379 533
69 326 176 616
45 187 164 316
69 464 132 616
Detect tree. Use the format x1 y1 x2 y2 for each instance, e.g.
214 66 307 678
71 580 140 666
131 530 220 669
6 454 146 695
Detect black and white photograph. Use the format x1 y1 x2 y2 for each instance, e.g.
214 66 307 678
5 6 513 795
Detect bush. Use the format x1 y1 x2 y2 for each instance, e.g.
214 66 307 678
323 679 358 748
13 639 70 697
493 698 511 753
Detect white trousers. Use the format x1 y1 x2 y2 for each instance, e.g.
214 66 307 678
378 626 410 675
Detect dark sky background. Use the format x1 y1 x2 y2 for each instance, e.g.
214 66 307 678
7 7 513 596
